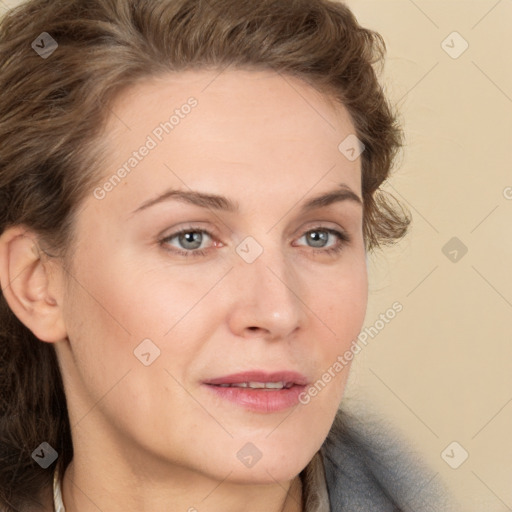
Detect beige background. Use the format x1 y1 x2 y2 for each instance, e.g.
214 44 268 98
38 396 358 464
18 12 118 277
2 0 511 510
342 1 512 511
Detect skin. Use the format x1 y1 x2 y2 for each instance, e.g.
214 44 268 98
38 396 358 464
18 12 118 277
0 70 368 512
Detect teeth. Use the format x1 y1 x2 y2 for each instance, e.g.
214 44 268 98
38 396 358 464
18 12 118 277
217 381 292 389
247 382 267 389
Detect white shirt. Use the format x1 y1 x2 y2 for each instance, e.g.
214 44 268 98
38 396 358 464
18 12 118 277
52 466 65 512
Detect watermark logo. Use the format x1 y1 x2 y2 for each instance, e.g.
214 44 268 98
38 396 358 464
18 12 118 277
442 237 468 263
441 31 469 59
134 338 161 366
31 442 58 469
31 32 58 59
236 236 264 264
441 441 469 469
338 134 365 162
236 442 263 468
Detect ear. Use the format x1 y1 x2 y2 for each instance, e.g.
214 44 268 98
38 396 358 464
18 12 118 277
0 226 67 343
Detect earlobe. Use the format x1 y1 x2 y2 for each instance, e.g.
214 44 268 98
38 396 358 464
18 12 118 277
0 226 67 343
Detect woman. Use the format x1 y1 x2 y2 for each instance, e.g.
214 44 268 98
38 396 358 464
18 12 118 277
0 0 456 511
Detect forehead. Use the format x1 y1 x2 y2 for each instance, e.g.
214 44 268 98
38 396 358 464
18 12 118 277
94 69 362 213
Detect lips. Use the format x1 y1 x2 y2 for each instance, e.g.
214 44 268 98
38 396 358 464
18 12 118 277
202 370 310 413
203 370 309 387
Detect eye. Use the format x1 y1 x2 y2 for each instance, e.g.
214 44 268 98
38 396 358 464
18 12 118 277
160 228 217 257
295 227 351 255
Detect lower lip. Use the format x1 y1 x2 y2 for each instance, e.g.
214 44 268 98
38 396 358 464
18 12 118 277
203 384 307 413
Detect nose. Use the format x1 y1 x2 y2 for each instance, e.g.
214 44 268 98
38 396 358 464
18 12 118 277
225 247 307 341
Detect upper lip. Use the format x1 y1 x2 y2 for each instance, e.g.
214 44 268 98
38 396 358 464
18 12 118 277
203 370 309 386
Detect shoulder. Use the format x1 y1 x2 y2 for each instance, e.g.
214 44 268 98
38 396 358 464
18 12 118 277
320 407 458 512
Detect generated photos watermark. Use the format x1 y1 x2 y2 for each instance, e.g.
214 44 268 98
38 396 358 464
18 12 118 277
93 97 198 200
299 301 403 404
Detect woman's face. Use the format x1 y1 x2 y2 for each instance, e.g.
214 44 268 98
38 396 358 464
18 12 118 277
55 69 368 484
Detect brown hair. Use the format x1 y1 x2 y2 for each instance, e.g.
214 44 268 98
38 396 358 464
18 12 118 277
0 0 410 509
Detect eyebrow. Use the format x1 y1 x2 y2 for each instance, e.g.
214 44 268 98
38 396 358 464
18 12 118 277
131 183 363 215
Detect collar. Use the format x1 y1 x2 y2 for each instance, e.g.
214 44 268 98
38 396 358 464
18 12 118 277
53 466 65 512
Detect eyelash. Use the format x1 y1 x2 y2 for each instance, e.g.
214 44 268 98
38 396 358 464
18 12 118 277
159 226 351 258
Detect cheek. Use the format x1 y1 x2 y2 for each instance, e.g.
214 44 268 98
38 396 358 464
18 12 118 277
315 259 368 339
60 267 135 407
60 255 199 435
61 245 219 391
307 259 368 391
67 245 204 338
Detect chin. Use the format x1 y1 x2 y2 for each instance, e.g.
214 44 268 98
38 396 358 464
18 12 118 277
234 440 316 484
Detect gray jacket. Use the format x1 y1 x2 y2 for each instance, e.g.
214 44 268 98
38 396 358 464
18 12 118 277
319 407 459 511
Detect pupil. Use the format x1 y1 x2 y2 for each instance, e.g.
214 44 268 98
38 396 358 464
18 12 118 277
309 230 327 247
181 232 202 249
